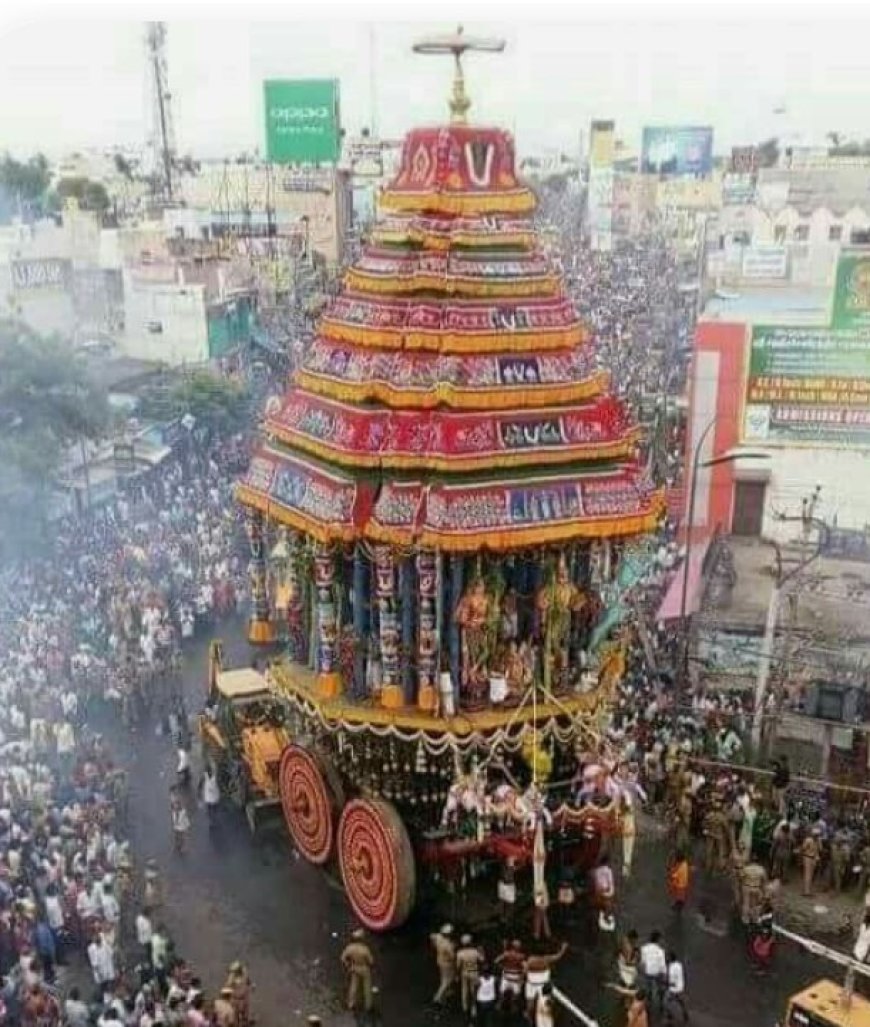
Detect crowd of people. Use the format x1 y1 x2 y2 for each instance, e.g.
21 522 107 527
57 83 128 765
0 410 264 1027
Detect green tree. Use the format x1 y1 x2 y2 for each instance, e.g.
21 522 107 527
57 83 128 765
175 371 250 433
756 137 780 169
0 153 51 220
55 176 111 213
138 370 249 433
0 320 109 553
0 319 109 482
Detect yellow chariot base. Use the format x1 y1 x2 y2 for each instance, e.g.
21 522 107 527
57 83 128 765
267 659 618 737
248 618 276 645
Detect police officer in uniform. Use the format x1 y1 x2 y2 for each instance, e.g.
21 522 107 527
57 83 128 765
455 934 484 1018
431 924 457 1006
341 928 374 1014
831 825 853 892
741 860 768 925
704 801 730 873
730 841 746 912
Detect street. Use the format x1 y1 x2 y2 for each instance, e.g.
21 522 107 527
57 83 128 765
113 616 832 1027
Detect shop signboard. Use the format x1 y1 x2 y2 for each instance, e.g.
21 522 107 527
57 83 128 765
11 258 71 292
831 252 870 329
722 173 756 207
263 79 341 164
742 245 787 280
743 324 870 444
641 126 713 177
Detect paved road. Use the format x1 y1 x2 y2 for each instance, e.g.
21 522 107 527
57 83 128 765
113 617 834 1027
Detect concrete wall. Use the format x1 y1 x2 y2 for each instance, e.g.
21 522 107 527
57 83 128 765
121 272 208 365
761 445 870 540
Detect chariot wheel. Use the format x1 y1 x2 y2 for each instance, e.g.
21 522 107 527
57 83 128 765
337 798 416 932
279 744 338 865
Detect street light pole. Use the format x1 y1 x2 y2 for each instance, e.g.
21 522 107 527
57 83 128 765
750 511 829 754
677 420 769 721
678 417 715 696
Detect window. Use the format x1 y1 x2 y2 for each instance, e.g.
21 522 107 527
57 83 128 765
794 225 809 242
829 224 843 241
774 225 787 243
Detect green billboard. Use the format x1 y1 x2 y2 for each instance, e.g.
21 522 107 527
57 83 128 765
263 79 340 164
832 253 870 329
743 324 870 444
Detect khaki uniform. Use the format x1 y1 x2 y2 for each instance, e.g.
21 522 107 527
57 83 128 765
704 807 730 873
741 862 767 924
214 997 236 1027
801 835 821 897
675 792 693 854
831 834 852 892
730 846 746 911
341 940 374 1012
455 945 483 1014
431 932 456 1004
770 831 792 883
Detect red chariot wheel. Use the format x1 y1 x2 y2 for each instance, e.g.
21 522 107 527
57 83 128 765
279 745 337 865
338 798 416 932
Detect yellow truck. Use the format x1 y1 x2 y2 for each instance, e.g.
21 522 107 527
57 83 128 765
200 642 289 833
785 980 870 1027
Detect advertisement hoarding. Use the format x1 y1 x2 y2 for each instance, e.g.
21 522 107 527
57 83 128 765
742 246 788 280
641 126 714 177
831 253 870 330
589 119 615 168
722 173 756 207
587 120 615 252
264 79 341 164
743 324 870 444
11 258 71 292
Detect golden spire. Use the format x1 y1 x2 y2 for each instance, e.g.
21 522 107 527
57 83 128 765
412 26 506 125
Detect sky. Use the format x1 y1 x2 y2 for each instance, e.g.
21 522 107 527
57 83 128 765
2 4 870 162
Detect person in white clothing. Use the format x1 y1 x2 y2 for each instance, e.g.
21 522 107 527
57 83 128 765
664 952 689 1024
199 763 221 829
639 931 667 1011
88 931 116 993
136 908 154 964
854 911 870 964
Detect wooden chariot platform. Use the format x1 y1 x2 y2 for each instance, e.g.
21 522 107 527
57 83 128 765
266 658 618 737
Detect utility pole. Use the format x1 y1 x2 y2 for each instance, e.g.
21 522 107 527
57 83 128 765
750 509 830 754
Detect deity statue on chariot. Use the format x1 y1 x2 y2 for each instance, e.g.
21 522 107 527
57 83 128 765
233 27 664 931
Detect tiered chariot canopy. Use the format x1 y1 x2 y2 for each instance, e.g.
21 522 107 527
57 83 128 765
239 55 659 553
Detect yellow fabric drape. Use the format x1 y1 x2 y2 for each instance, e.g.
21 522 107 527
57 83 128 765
372 228 536 251
319 317 584 353
344 268 560 299
295 369 610 411
380 188 537 216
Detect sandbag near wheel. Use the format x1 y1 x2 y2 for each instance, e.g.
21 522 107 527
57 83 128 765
337 798 416 932
279 744 338 865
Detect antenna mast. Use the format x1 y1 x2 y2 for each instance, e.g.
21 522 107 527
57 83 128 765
145 22 176 202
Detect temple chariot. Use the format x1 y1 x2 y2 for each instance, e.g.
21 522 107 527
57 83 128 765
236 30 662 931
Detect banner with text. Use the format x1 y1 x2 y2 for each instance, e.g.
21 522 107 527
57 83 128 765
264 79 341 164
743 324 870 444
11 258 71 292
